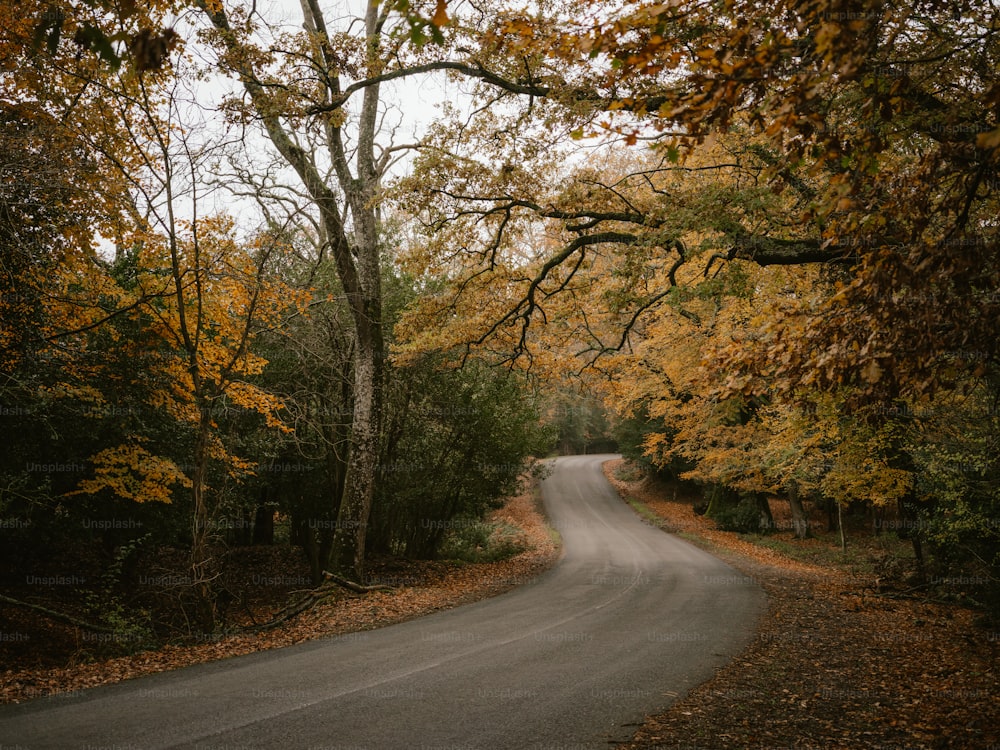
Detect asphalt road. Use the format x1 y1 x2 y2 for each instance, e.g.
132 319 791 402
0 455 765 749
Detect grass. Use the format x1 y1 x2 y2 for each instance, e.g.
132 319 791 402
744 529 917 581
625 497 663 525
610 460 919 590
546 526 563 546
613 461 647 483
676 530 707 545
615 468 917 585
624 496 725 551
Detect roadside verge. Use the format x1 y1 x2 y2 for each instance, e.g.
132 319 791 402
603 458 999 750
1 483 559 704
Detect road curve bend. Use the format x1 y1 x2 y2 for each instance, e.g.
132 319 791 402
0 454 765 749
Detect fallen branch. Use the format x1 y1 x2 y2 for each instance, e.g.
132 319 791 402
322 571 396 593
0 593 115 634
235 584 341 633
237 574 396 633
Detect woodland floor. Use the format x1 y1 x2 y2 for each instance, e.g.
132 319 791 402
0 486 558 704
604 458 1000 750
4 461 999 750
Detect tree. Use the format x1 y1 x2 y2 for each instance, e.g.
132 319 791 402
1 0 170 535
193 0 591 578
369 354 552 559
397 0 998 407
3 6 306 631
386 1 997 577
232 252 358 585
194 0 406 578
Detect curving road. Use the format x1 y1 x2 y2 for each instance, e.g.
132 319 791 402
0 455 765 749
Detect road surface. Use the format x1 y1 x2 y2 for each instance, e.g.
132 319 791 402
0 455 765 749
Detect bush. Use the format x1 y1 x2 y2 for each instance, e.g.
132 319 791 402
367 357 554 559
438 519 527 563
713 497 768 534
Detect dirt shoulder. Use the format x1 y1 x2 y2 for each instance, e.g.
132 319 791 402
1 485 559 704
603 458 1000 750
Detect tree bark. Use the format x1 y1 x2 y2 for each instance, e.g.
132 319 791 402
329 342 382 577
897 496 926 583
252 492 274 545
752 492 775 532
787 483 811 539
704 483 738 519
190 402 216 634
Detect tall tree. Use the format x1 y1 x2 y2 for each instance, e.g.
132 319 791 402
102 74 302 629
193 0 581 577
3 4 303 630
196 0 400 578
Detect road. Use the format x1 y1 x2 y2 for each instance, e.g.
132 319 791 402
0 455 765 749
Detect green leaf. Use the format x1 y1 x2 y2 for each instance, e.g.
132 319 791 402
408 25 426 45
73 24 122 69
46 23 61 54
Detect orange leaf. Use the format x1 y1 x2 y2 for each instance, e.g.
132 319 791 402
432 0 449 28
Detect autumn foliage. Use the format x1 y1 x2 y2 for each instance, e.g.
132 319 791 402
395 0 999 606
1 0 997 654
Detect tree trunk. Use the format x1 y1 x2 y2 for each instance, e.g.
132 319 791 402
825 496 839 533
871 504 884 536
302 525 320 585
325 0 388 579
201 0 386 581
704 483 738 519
291 512 306 547
316 526 335 583
897 496 926 582
252 492 274 545
787 483 811 539
190 403 216 634
329 288 384 578
753 493 775 532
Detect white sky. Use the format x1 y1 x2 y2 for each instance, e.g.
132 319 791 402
157 0 468 239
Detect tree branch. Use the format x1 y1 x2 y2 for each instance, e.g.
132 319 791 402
474 231 642 358
306 60 551 115
719 235 860 269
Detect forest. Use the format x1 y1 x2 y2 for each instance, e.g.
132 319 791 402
1 0 997 658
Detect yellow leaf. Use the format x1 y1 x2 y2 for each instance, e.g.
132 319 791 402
976 127 1000 151
862 359 882 384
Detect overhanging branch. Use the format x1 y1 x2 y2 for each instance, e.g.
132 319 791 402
473 231 642 359
305 60 671 118
705 235 860 275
